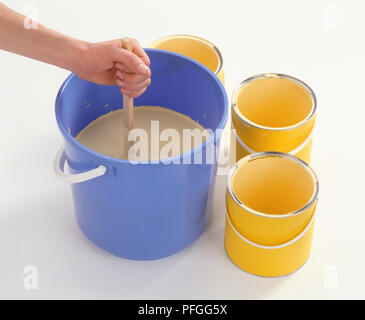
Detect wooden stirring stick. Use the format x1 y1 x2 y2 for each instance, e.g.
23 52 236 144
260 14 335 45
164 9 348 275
121 37 134 157
121 37 134 130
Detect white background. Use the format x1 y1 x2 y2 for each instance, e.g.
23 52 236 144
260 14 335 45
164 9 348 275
0 0 364 299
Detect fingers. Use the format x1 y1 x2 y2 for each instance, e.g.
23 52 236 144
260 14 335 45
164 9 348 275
128 38 150 67
115 69 150 85
115 70 151 98
112 37 151 97
117 84 148 98
115 49 150 76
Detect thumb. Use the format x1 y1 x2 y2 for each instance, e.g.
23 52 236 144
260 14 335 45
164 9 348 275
115 49 150 76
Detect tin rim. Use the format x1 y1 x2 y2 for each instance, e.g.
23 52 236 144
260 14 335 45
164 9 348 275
149 34 223 76
232 73 317 131
227 152 319 219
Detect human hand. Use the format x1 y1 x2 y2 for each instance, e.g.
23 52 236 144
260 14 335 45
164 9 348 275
0 3 150 97
75 38 151 98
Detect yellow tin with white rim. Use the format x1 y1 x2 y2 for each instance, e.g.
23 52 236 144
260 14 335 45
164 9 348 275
224 152 319 277
149 34 225 84
230 74 316 165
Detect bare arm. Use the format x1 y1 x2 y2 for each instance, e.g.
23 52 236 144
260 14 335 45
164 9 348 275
0 3 151 97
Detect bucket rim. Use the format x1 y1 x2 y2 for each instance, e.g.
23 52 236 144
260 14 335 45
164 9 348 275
55 48 228 166
148 34 223 77
232 73 317 131
227 152 319 219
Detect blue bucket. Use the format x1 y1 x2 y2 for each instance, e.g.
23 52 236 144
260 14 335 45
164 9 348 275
54 49 228 260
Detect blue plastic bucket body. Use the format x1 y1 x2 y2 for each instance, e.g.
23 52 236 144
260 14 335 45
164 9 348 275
55 49 228 260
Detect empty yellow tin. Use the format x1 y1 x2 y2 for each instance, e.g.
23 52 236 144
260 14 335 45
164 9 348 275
231 74 316 164
224 152 319 277
149 34 225 84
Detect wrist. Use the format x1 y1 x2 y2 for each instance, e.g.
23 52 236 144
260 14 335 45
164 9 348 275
67 38 90 75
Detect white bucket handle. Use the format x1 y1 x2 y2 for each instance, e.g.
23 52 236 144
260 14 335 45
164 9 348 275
232 125 314 155
54 146 107 184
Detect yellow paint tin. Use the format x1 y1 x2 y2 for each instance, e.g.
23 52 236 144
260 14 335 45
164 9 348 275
149 34 225 84
224 152 319 277
231 74 316 164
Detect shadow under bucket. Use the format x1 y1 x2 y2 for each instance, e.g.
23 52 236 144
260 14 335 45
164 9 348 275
54 49 228 260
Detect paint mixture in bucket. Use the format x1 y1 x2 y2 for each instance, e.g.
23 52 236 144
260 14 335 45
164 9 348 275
75 106 210 161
